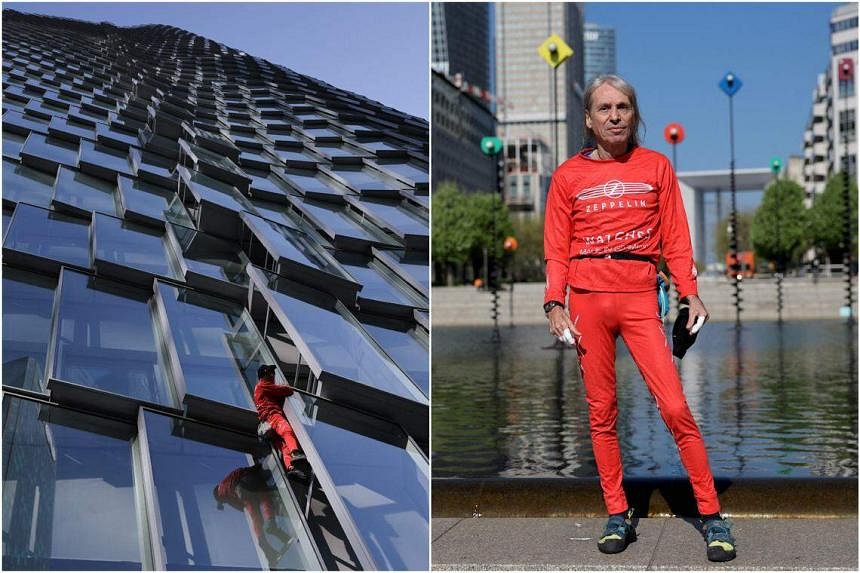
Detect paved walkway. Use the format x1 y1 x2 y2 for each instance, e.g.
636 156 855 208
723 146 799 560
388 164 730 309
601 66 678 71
432 517 858 570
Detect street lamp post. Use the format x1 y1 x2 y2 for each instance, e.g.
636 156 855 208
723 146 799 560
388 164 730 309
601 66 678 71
482 136 505 341
664 123 685 313
770 157 783 324
842 131 855 323
720 71 744 328
538 34 573 169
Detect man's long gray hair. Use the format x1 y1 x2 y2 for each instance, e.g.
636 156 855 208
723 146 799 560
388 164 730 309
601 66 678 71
583 74 645 148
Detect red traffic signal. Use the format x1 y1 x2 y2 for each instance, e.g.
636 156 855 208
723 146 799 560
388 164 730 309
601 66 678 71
663 123 685 145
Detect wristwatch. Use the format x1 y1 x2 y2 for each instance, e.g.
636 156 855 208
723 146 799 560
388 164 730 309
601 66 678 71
543 300 564 314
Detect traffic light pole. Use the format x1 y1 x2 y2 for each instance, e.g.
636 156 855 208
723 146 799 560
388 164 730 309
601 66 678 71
843 132 855 323
729 94 742 328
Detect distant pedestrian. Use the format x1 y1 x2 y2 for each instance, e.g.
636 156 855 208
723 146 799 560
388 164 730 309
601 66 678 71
254 364 305 479
543 74 735 562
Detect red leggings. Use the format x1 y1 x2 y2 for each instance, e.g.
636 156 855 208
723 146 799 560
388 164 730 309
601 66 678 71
569 288 720 516
267 413 300 469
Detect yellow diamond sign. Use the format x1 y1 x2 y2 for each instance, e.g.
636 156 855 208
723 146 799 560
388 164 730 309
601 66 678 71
538 34 573 69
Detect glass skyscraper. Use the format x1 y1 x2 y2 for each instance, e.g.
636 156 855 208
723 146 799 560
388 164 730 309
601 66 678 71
2 9 428 571
584 22 617 85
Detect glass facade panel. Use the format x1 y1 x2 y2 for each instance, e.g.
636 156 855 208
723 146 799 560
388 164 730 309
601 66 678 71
156 283 257 409
355 199 427 237
243 212 319 268
298 199 377 243
171 224 249 287
338 260 420 307
361 322 428 395
282 169 343 197
53 166 118 217
3 268 56 391
2 130 28 159
78 140 134 178
184 170 247 213
2 396 142 570
21 132 80 169
3 203 90 268
292 395 428 570
93 213 183 280
333 168 399 192
2 157 56 208
52 269 173 406
119 176 193 227
141 410 315 570
266 284 424 402
377 162 428 185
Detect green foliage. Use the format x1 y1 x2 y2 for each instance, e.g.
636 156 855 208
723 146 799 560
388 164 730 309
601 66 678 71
750 179 807 264
431 181 514 282
807 174 858 258
714 211 754 260
508 216 545 282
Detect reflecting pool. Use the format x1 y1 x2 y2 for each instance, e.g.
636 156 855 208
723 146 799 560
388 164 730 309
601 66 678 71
432 321 857 478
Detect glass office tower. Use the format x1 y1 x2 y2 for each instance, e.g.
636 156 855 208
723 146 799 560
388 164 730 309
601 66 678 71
1 9 429 571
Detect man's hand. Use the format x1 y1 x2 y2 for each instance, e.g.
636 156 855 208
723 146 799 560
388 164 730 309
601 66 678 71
685 294 709 332
547 306 581 343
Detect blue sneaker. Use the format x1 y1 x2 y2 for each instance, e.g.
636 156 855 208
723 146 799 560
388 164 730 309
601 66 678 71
597 511 636 554
703 518 737 562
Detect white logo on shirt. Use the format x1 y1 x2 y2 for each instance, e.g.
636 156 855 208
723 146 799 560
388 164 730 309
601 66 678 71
577 180 654 200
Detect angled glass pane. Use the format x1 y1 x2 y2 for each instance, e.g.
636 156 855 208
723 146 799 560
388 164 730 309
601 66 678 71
52 269 173 406
271 148 318 166
331 167 402 194
360 140 402 153
337 257 424 309
2 397 142 570
53 166 118 217
247 198 301 232
3 267 56 391
184 141 246 178
118 176 192 227
375 249 430 294
3 110 51 135
262 275 424 403
242 211 325 269
281 169 343 198
313 144 366 160
353 198 427 238
20 132 79 171
291 394 429 570
375 162 428 186
246 169 291 200
2 130 28 159
95 122 138 149
302 127 340 140
360 319 428 396
156 282 257 409
296 198 381 244
93 213 183 280
130 148 177 187
171 224 249 287
2 157 56 208
47 115 95 142
181 168 247 213
78 140 134 179
3 203 89 268
141 410 318 570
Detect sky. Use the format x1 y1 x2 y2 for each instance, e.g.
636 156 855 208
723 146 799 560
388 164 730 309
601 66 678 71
582 2 843 173
5 2 430 119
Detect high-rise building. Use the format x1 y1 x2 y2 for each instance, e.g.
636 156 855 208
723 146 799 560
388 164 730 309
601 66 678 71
495 2 585 214
431 3 491 91
802 2 857 199
2 10 428 571
583 22 617 85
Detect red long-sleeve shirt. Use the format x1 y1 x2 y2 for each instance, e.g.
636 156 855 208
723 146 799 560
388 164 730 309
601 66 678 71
544 146 698 304
253 378 294 422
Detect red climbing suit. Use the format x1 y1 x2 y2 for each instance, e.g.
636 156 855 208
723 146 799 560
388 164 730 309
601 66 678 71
544 146 720 516
254 378 300 469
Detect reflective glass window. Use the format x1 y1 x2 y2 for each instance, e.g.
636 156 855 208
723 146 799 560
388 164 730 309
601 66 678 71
130 148 177 187
3 110 51 135
3 268 56 391
297 199 377 243
118 176 193 228
243 212 321 268
2 397 142 570
361 140 400 153
355 199 427 237
3 130 28 159
3 203 90 268
2 157 56 208
377 162 428 185
93 213 183 280
182 169 247 213
246 169 290 199
302 128 339 140
78 140 134 179
156 283 257 409
20 132 79 170
265 282 424 402
171 224 249 287
141 410 317 570
53 166 118 217
95 123 138 149
333 168 400 193
292 395 429 570
281 169 343 197
52 269 173 406
272 148 317 166
339 259 423 308
361 321 428 395
47 115 94 142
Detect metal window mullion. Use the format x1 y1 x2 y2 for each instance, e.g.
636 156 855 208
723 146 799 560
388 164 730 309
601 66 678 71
135 408 167 570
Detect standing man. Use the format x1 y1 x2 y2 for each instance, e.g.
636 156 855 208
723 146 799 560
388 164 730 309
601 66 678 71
254 364 303 476
543 74 736 562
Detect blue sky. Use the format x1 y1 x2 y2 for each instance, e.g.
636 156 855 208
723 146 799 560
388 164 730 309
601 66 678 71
6 2 429 119
582 2 842 172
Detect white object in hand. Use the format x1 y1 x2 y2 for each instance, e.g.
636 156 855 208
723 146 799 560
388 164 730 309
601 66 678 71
690 316 705 335
562 328 575 345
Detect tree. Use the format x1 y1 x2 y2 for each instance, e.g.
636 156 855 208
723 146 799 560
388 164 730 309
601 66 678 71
714 211 754 261
508 216 545 282
808 174 858 260
750 179 807 267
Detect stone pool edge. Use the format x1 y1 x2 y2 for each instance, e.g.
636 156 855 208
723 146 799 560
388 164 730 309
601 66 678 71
433 476 858 518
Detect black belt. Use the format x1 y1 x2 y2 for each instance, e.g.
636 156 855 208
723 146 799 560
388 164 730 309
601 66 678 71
572 252 654 263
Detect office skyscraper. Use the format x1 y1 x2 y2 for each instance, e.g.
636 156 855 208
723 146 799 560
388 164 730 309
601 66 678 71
432 2 491 91
2 9 428 570
584 22 617 84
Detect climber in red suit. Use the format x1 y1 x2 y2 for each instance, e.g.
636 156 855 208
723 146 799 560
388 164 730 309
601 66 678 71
543 74 735 562
253 364 302 472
